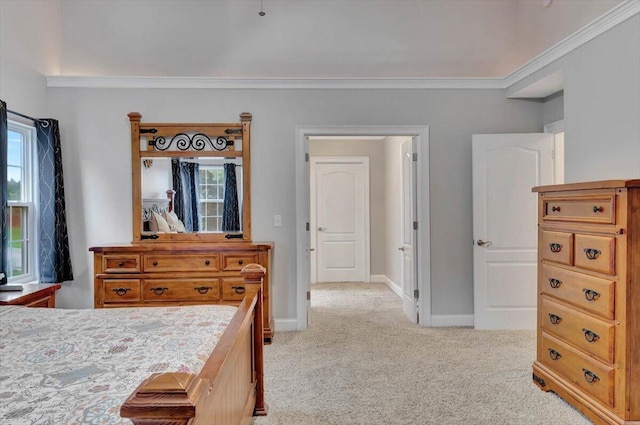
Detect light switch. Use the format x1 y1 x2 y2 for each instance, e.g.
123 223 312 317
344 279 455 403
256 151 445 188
274 214 282 227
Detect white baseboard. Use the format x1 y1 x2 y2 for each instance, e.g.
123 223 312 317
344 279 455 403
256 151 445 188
274 318 299 332
370 274 402 298
430 314 475 327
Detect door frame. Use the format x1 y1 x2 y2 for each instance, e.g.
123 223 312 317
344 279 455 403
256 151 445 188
310 156 371 284
295 125 430 330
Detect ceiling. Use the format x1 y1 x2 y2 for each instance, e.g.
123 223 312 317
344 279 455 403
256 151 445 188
58 0 623 78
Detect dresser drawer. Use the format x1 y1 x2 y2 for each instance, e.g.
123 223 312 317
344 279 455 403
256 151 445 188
541 333 615 407
104 279 141 302
541 297 614 363
143 279 220 302
541 231 574 266
222 253 259 271
574 234 615 275
221 278 246 301
541 265 615 320
542 195 615 224
103 255 141 273
144 254 220 272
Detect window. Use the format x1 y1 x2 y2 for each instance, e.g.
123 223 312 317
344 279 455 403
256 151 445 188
199 165 225 232
6 121 38 282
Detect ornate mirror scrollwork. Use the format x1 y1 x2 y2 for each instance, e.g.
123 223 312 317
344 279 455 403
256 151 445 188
129 112 252 243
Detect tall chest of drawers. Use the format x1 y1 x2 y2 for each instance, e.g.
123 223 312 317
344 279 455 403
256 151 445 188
532 180 640 424
90 242 274 343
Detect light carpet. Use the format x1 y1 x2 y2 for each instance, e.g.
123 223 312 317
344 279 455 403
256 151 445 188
252 282 591 425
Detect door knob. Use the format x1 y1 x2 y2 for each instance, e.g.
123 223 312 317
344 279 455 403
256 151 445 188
477 239 493 247
317 227 326 231
398 247 405 251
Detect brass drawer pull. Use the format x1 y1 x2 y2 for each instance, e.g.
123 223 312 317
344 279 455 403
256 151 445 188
582 328 600 343
548 278 562 289
582 368 599 384
583 288 601 302
548 314 562 325
231 286 246 295
593 206 603 213
549 243 563 253
551 206 561 212
112 287 131 296
194 286 213 294
584 248 601 260
548 349 562 361
150 287 168 295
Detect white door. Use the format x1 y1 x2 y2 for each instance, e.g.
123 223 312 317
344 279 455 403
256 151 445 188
472 133 554 330
311 157 369 282
400 139 418 323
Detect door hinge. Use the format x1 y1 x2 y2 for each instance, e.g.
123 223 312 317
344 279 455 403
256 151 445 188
307 291 311 301
414 289 419 299
413 221 418 230
412 152 417 161
551 150 555 160
306 222 310 231
305 153 309 162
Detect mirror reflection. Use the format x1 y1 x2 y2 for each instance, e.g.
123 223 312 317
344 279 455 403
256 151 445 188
141 157 243 234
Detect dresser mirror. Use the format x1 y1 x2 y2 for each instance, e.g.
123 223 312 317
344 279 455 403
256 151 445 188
129 112 252 243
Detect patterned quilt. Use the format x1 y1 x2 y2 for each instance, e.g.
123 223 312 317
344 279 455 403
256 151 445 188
0 304 237 425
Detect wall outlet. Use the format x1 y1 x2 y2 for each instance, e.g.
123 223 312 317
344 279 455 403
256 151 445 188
274 214 282 227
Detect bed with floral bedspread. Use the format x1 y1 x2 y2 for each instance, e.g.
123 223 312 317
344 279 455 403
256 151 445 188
0 304 237 425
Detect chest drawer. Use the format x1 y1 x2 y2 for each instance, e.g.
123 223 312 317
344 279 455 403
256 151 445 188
541 297 614 363
222 253 259 271
541 333 615 407
103 255 141 273
542 195 615 224
541 231 574 266
144 254 220 272
541 265 615 320
142 279 220 302
574 234 615 275
104 279 141 302
221 278 246 301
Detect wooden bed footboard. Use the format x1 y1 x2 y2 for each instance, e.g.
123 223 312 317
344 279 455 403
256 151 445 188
121 264 267 425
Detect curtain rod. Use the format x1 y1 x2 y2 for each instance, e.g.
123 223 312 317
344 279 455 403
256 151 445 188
7 109 47 124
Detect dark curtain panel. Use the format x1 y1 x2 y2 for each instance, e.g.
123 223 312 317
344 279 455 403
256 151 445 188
221 163 240 232
171 159 200 231
36 119 74 283
0 100 7 281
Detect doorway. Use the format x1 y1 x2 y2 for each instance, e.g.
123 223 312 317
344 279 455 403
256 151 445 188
295 125 430 330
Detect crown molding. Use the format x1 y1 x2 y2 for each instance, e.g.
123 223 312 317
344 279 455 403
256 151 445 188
46 0 639 91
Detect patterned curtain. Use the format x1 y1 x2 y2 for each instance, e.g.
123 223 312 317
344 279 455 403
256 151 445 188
221 163 240 232
35 119 74 283
0 100 7 282
171 159 200 231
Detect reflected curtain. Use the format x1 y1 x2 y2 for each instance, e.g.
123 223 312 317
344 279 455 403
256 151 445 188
0 100 8 282
35 119 74 283
221 163 240 232
171 159 200 231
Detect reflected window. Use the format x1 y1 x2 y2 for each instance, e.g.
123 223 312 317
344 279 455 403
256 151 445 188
199 165 224 232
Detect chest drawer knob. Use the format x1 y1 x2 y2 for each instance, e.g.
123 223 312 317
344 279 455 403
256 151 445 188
551 206 561 212
583 288 601 302
238 260 244 265
152 261 158 266
548 314 562 325
150 287 168 295
194 286 212 294
232 286 246 295
593 206 603 213
118 261 125 267
582 328 600 343
548 278 562 289
582 368 600 384
584 248 601 260
205 260 210 266
548 349 562 361
112 287 131 296
549 243 563 253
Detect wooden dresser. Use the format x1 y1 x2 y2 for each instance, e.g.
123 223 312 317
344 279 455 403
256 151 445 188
532 180 640 424
90 242 274 342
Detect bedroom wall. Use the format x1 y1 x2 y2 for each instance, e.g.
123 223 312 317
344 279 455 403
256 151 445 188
0 0 61 116
542 92 564 126
47 88 542 319
308 138 386 278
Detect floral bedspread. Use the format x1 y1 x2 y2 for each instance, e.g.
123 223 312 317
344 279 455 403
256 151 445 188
0 304 237 425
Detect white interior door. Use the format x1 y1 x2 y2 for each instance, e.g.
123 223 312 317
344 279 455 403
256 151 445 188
400 139 418 323
311 157 369 283
472 133 554 330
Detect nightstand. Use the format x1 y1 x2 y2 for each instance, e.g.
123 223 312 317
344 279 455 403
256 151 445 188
0 283 62 308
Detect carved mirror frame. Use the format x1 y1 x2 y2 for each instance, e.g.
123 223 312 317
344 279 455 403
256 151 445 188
129 112 252 243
